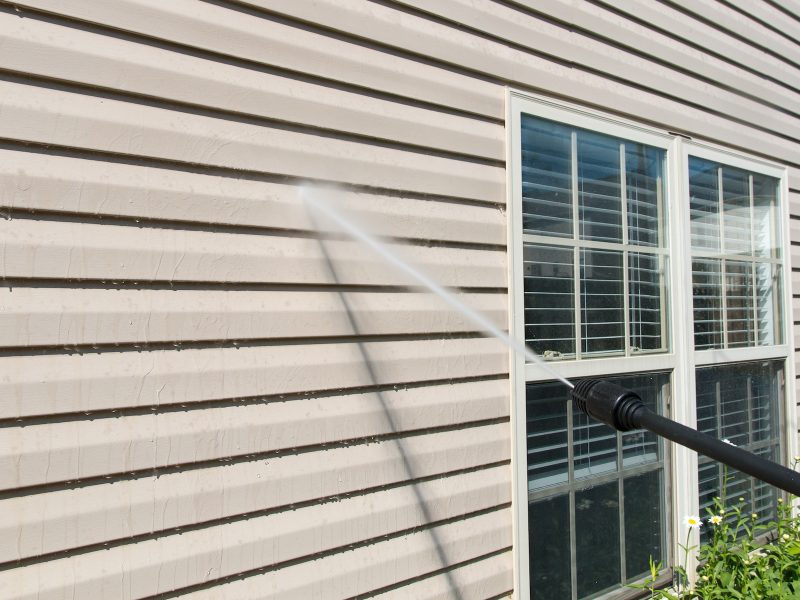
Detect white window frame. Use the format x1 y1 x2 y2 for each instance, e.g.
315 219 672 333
507 90 797 600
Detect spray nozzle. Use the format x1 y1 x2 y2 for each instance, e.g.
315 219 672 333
570 379 646 432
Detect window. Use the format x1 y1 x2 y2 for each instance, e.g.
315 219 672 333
509 93 794 600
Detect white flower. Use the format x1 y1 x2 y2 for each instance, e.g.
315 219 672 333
685 515 702 529
782 533 791 541
709 515 722 525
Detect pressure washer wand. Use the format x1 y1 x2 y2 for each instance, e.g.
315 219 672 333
571 379 800 497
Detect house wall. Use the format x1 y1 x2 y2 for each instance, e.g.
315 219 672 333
0 1 799 598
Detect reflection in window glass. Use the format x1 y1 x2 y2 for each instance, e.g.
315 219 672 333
696 361 783 539
527 373 667 599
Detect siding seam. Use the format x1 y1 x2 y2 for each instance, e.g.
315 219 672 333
0 461 511 572
0 417 511 499
143 503 512 600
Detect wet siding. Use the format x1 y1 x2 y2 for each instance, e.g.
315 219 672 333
0 0 798 598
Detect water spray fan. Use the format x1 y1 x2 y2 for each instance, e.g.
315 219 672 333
571 379 800 496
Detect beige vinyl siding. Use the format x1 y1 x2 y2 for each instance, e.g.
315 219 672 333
1 0 799 598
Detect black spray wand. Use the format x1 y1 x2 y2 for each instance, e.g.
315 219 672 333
571 379 800 497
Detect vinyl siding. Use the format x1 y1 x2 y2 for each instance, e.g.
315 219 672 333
0 1 798 598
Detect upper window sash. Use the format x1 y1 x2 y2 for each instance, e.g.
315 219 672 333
510 96 673 364
682 142 788 354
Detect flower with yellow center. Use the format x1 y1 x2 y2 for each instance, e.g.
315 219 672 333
709 515 722 525
684 515 702 529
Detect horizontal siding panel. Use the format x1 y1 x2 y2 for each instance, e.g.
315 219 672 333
10 0 800 173
2 378 509 490
0 79 504 202
314 0 800 143
666 0 800 67
2 218 506 287
0 337 509 419
237 0 800 167
373 550 512 599
0 149 507 238
0 424 510 562
0 288 506 348
8 0 501 119
589 0 800 92
0 12 504 162
722 0 800 46
502 0 800 113
0 470 510 600
182 509 511 600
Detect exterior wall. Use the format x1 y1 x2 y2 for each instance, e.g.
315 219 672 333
0 1 798 598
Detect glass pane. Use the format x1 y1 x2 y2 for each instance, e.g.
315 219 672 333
626 143 663 247
574 399 618 480
524 244 575 358
621 374 663 467
725 261 754 347
722 167 751 256
752 173 780 259
624 471 664 582
689 157 720 252
756 262 782 346
696 362 783 538
629 252 663 352
527 382 570 491
692 259 723 349
529 495 572 600
578 131 622 243
576 482 621 598
522 115 573 238
580 249 624 355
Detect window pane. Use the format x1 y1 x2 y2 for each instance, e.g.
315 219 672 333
725 261 754 347
689 157 720 252
722 167 751 256
692 259 723 349
756 262 782 346
626 144 663 247
527 382 569 491
578 131 622 243
621 374 662 467
696 362 783 536
576 481 621 598
574 398 618 480
529 495 572 600
624 471 664 582
629 252 664 352
521 116 573 238
752 173 780 259
581 249 624 355
524 244 575 357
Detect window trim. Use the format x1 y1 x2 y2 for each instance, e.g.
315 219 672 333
507 90 796 600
